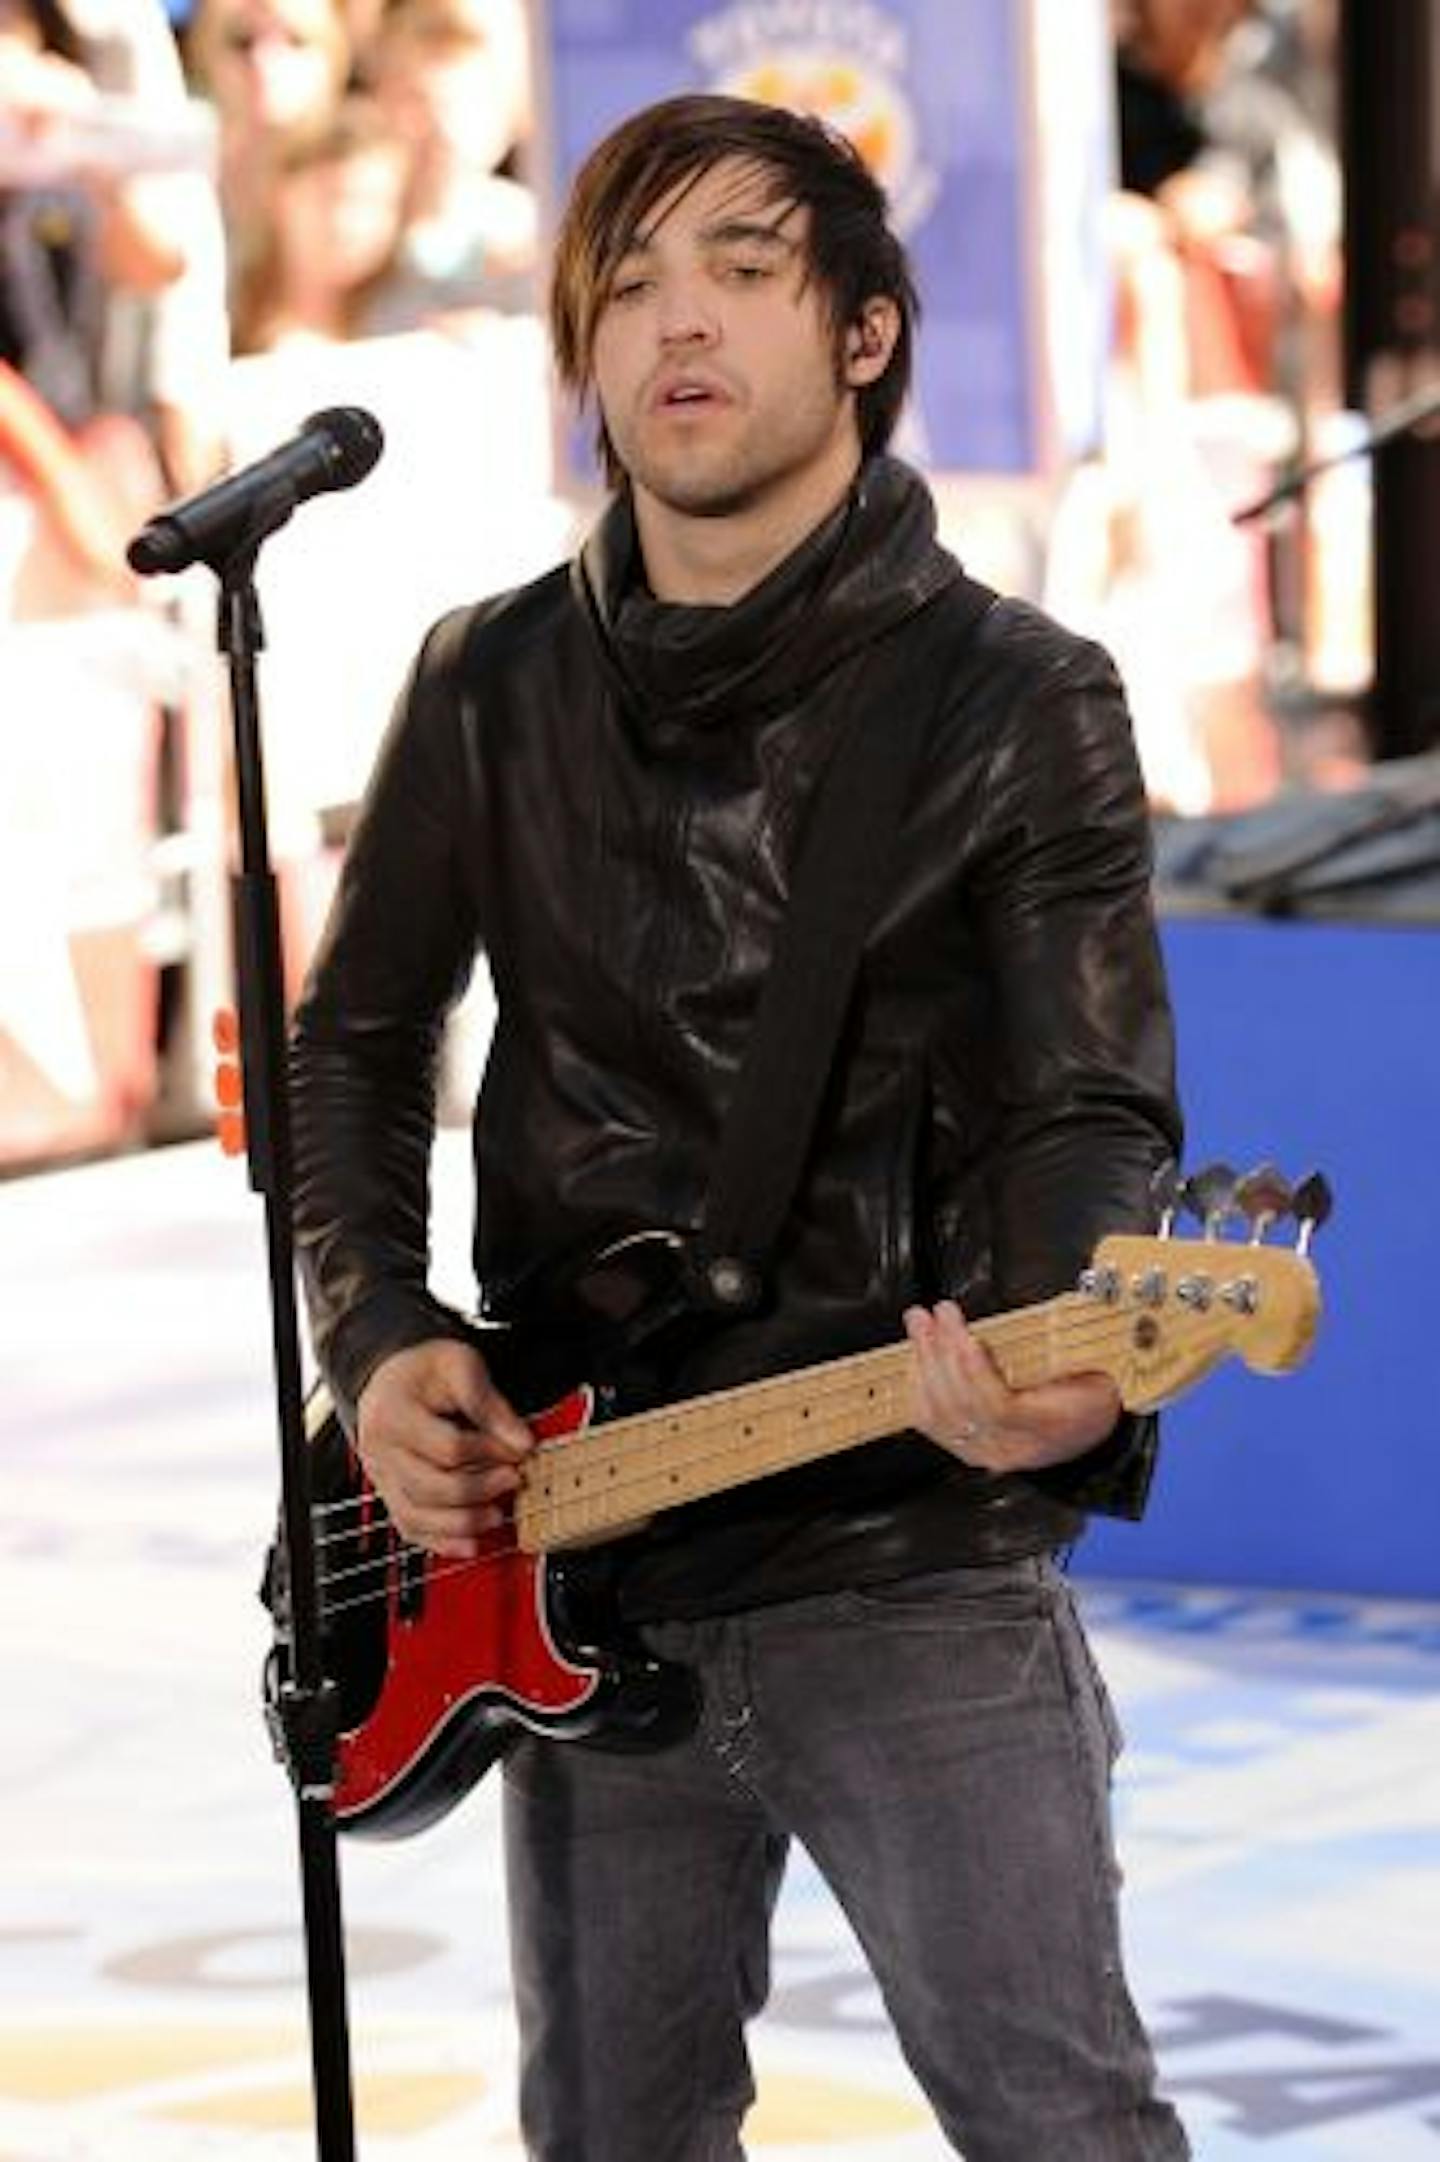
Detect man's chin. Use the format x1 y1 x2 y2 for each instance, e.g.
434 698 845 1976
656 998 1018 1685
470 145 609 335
632 460 762 521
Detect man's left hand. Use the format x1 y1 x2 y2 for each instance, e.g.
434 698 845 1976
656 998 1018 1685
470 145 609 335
902 1299 1121 1473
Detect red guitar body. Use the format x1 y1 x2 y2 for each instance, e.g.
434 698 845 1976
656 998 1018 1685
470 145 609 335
268 1377 697 1840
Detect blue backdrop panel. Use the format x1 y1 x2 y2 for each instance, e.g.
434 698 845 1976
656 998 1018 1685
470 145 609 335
539 0 1049 474
1076 917 1440 1599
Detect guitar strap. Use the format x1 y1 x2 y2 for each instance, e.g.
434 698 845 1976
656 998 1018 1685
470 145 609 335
689 571 997 1314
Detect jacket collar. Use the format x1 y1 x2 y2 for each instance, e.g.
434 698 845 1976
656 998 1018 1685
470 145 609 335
573 455 963 734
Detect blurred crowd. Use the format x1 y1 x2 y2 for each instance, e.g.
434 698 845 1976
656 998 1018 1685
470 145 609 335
0 0 543 1163
0 0 537 618
0 0 1360 808
0 0 1374 1165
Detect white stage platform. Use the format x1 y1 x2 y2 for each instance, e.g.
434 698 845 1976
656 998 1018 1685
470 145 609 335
4 1137 1438 2159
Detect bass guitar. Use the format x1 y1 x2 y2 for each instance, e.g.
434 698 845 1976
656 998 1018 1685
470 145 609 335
263 1169 1325 1840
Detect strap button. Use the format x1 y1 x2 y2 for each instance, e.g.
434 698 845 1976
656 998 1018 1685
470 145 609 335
703 1256 763 1312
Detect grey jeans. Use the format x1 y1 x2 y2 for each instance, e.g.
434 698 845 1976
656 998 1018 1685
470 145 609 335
502 1554 1189 2162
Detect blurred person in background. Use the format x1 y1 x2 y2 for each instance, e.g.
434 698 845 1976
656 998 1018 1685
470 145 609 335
1114 0 1339 401
1114 0 1263 394
1111 0 1280 809
1047 0 1341 812
0 0 230 1169
185 0 350 314
0 0 222 613
1117 0 1343 796
78 0 230 497
229 90 409 351
0 0 184 312
360 0 535 330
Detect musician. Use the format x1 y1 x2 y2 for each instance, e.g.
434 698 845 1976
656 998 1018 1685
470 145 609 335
291 92 1189 2161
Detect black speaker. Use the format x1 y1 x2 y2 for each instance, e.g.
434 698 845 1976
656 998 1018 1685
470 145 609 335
1339 0 1440 758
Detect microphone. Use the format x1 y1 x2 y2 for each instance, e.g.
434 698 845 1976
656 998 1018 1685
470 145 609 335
127 406 384 574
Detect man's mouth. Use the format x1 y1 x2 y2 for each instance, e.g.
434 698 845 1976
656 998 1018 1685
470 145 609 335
652 376 729 412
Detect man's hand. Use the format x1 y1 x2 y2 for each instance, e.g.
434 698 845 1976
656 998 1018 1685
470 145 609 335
355 1339 535 1559
903 1300 1120 1475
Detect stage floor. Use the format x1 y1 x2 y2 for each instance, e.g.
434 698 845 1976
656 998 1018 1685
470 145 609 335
4 1137 1438 2160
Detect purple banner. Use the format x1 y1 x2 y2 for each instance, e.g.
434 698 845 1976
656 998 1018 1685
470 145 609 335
536 0 1110 477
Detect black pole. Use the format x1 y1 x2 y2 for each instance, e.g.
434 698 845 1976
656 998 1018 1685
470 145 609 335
1338 0 1440 760
218 554 359 2162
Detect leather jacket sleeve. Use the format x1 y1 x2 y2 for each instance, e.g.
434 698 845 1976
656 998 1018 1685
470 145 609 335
958 624 1183 1512
290 608 485 1428
972 634 1179 1298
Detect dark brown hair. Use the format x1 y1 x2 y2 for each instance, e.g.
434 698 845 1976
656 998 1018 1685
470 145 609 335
549 93 918 482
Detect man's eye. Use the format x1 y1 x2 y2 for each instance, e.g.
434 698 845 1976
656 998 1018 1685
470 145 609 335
609 276 653 304
724 260 773 282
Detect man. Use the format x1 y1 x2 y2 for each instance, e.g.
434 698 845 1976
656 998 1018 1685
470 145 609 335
291 92 1189 2162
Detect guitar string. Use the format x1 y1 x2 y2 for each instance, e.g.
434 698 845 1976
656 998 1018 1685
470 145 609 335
302 1237 1297 1546
299 1308 1241 1623
305 1294 1153 1540
305 1294 1243 1548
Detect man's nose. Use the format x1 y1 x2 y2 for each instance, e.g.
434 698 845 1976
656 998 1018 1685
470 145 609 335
655 276 718 346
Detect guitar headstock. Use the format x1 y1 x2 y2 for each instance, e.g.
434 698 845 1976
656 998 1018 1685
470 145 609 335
1080 1163 1328 1411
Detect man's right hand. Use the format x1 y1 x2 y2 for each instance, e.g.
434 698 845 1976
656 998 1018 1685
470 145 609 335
355 1339 535 1559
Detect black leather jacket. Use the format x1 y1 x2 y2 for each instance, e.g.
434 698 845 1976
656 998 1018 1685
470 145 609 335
291 458 1182 1620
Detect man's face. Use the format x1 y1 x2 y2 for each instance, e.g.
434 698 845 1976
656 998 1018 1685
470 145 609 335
589 156 866 525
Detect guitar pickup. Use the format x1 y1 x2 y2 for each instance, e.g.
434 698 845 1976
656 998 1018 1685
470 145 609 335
395 1542 427 1624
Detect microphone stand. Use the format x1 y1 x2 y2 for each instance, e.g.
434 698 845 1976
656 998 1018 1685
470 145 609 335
1230 380 1440 759
217 543 358 2162
1231 380 1440 524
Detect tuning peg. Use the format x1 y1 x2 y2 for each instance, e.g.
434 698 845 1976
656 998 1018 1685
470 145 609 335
1291 1171 1334 1256
1150 1159 1183 1236
1234 1163 1294 1243
1182 1162 1239 1237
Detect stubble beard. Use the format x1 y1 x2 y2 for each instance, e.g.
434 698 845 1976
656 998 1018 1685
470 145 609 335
617 414 767 521
617 384 851 525
633 460 766 520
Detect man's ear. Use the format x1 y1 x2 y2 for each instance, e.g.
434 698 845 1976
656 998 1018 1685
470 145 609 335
843 297 901 386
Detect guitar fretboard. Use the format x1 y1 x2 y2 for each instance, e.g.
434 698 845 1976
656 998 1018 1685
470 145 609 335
515 1293 1081 1553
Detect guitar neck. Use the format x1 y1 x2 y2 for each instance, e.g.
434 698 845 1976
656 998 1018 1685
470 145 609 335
516 1293 1082 1554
